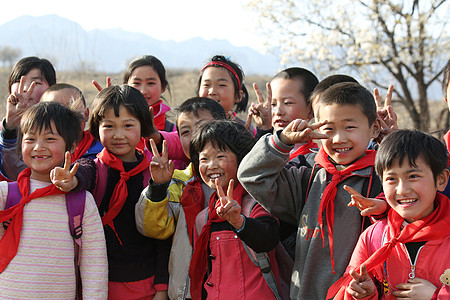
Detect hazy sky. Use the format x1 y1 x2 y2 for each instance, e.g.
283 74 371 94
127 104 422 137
0 0 264 49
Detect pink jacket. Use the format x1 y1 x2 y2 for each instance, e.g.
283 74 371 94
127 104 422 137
341 219 450 299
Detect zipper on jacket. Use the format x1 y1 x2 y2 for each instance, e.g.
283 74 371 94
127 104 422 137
404 244 424 279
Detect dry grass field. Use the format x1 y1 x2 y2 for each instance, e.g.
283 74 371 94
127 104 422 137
0 67 447 138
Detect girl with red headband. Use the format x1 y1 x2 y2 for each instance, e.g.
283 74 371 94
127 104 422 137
197 55 253 132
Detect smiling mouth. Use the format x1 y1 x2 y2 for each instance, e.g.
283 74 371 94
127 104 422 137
397 198 418 204
209 173 223 179
334 148 351 153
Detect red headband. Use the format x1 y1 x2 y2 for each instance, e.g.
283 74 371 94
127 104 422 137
201 61 242 90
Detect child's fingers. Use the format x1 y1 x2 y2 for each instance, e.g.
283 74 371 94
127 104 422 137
149 139 161 158
266 82 272 105
343 185 362 197
69 162 79 177
215 178 226 200
161 140 168 158
245 110 253 131
92 80 103 92
226 179 234 200
63 151 72 171
385 85 393 107
373 88 382 109
106 76 112 87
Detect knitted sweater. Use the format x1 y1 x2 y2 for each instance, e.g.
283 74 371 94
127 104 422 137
0 179 108 299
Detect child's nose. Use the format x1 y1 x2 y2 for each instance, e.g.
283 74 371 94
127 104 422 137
33 140 45 151
332 131 347 143
208 86 217 96
396 180 410 195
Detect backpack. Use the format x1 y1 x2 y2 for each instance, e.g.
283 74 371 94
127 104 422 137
3 181 86 299
195 195 293 300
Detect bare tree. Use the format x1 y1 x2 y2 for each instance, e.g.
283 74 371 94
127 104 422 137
246 0 449 131
0 46 22 68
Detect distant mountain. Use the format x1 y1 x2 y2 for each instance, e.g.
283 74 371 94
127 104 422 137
0 15 282 75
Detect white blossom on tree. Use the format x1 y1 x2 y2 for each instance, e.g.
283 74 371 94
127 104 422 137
246 0 449 131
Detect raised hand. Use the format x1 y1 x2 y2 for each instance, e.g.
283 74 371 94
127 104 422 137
149 139 174 184
393 277 437 300
145 106 162 144
50 151 79 192
6 76 38 129
344 185 388 216
279 118 328 145
374 85 398 143
346 265 376 299
246 82 272 131
92 76 111 92
215 179 244 229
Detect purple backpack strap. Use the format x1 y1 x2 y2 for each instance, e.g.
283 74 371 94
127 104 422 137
5 181 21 209
66 190 86 247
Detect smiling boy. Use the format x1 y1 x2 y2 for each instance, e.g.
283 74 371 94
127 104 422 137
328 129 450 299
238 82 383 299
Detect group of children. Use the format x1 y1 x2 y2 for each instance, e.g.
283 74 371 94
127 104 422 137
0 53 448 300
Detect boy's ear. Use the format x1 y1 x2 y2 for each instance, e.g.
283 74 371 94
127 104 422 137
370 119 382 139
436 169 449 192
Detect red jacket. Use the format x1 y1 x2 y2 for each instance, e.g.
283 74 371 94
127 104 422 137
340 218 450 299
196 195 280 300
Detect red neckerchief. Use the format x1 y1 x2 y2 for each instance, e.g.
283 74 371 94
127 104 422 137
314 146 376 273
0 168 65 272
180 179 205 244
152 100 166 130
71 131 94 162
97 148 150 243
289 140 318 161
443 130 450 167
327 192 450 299
188 182 247 300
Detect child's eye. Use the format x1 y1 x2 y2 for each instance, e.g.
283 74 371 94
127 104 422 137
125 124 134 128
384 177 396 182
102 124 113 129
180 129 190 136
409 174 420 179
346 126 357 130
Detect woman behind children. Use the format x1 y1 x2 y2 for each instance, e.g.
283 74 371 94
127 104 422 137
188 120 281 299
0 56 57 180
53 85 171 300
0 102 107 299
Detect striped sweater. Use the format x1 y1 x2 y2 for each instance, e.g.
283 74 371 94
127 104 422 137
0 180 108 299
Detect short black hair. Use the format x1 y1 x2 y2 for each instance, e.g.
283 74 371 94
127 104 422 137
175 97 227 135
310 74 359 108
317 82 377 125
190 119 255 176
272 67 319 105
375 129 448 183
18 102 83 153
88 85 155 140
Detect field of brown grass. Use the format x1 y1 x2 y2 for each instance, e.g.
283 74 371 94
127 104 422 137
0 67 447 138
